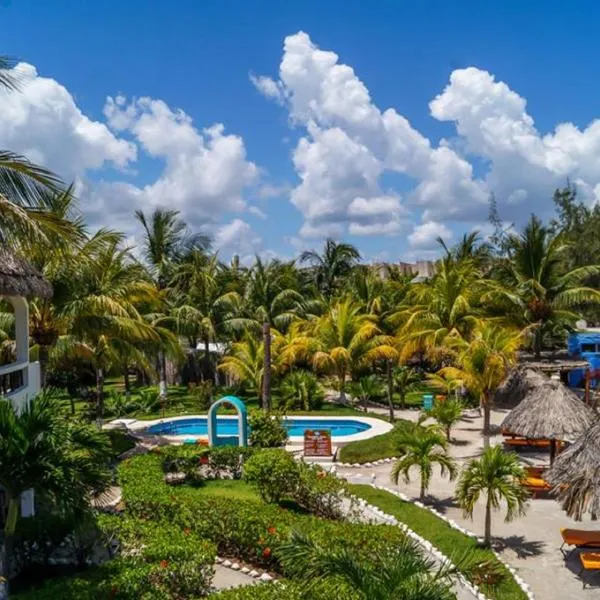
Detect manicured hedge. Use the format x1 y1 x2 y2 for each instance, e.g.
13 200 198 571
211 580 359 599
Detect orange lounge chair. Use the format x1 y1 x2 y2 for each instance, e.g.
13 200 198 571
522 476 551 497
525 466 546 479
579 552 600 587
560 528 600 557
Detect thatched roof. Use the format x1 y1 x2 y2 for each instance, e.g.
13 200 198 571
494 365 549 408
500 378 597 441
546 420 600 520
0 247 52 298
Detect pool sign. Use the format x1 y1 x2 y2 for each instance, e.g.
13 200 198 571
304 429 332 457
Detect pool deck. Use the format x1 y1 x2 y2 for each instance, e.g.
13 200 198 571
110 414 392 447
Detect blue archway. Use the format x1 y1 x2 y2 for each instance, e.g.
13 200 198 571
208 395 248 447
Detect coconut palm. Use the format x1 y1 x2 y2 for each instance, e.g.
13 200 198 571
348 374 385 412
430 398 464 442
277 530 456 600
487 214 600 356
284 299 397 403
391 422 457 502
0 393 111 597
393 366 421 410
279 370 324 411
241 257 303 410
300 238 361 299
456 445 528 547
437 322 521 447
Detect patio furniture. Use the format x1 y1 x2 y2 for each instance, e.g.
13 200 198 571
560 528 600 557
522 475 551 497
578 551 600 588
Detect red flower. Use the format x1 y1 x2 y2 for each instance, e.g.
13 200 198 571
263 547 271 558
160 559 169 569
267 527 276 535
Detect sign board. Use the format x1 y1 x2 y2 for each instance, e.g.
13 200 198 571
304 429 332 457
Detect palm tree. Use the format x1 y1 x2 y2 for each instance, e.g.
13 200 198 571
284 299 397 403
135 208 210 397
430 398 464 442
437 322 521 447
242 257 303 410
277 531 456 600
488 214 600 357
280 370 324 411
0 393 111 597
391 422 457 502
348 374 385 412
456 445 528 547
393 366 421 410
300 238 361 299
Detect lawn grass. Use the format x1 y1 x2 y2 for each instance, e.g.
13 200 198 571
193 479 261 501
349 484 527 600
338 420 411 463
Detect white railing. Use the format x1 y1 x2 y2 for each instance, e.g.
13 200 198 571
1 361 40 411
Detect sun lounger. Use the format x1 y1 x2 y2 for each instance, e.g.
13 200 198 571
579 551 600 587
522 476 551 497
525 466 546 479
505 438 552 448
560 528 600 557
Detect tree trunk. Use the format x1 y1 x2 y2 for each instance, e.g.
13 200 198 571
399 390 406 410
534 326 542 359
420 478 426 502
0 496 19 598
482 392 491 449
158 350 167 398
446 425 451 442
484 494 492 547
96 367 104 427
203 337 211 382
124 367 131 400
38 345 49 389
262 322 271 411
338 370 347 404
386 360 395 423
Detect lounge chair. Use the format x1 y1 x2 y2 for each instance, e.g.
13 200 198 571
560 528 600 558
579 551 600 588
522 475 551 497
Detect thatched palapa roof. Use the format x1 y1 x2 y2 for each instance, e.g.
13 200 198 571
494 365 549 408
546 420 600 520
0 246 52 299
499 378 597 442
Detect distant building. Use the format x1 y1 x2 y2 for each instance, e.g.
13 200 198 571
370 260 436 283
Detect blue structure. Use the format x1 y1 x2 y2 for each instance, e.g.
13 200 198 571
207 395 248 447
422 394 434 410
567 330 600 386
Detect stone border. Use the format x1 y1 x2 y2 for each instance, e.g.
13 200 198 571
215 556 275 582
360 483 535 600
337 456 398 468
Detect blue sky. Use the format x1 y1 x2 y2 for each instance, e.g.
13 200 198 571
3 0 600 263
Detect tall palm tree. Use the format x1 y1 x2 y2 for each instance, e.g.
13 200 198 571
437 322 521 446
456 446 528 547
300 238 361 299
242 257 303 410
391 422 457 502
0 393 111 597
284 299 397 403
487 214 600 357
277 531 456 600
135 208 211 396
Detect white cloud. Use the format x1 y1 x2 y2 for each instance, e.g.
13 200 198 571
250 74 285 104
0 63 136 180
408 221 452 250
248 205 267 219
214 218 263 258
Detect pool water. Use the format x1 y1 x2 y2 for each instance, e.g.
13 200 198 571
147 417 371 438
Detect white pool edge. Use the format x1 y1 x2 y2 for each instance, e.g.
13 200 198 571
114 414 392 446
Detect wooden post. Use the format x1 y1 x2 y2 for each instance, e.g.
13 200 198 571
550 439 557 465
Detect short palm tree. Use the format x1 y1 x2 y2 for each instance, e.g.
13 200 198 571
0 393 111 596
391 423 457 502
437 322 521 446
429 398 464 442
348 374 384 412
279 370 324 411
277 530 456 600
456 445 528 547
393 365 421 410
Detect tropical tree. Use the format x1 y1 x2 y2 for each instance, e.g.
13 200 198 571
429 398 464 442
348 374 385 412
284 299 397 403
488 214 600 356
241 257 303 410
300 238 361 299
279 370 324 411
0 393 111 597
277 530 456 600
391 422 457 502
393 366 421 410
456 445 528 547
437 322 521 447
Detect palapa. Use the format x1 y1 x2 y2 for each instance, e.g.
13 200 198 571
500 378 597 463
494 365 548 408
0 246 52 298
546 420 600 520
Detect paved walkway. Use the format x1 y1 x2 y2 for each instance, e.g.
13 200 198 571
339 409 600 599
212 564 257 590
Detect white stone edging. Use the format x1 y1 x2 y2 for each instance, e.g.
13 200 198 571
215 556 275 582
358 483 535 600
336 456 398 468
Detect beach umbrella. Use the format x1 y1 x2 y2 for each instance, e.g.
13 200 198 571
546 420 600 520
500 378 597 464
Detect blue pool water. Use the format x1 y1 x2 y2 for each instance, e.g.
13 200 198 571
147 417 371 438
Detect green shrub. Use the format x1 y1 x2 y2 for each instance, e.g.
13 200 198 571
212 579 358 599
243 449 300 503
160 444 208 473
105 429 136 459
278 371 324 411
248 410 288 448
208 445 255 479
294 462 349 520
188 381 213 411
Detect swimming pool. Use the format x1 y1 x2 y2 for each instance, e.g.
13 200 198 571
147 416 372 438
